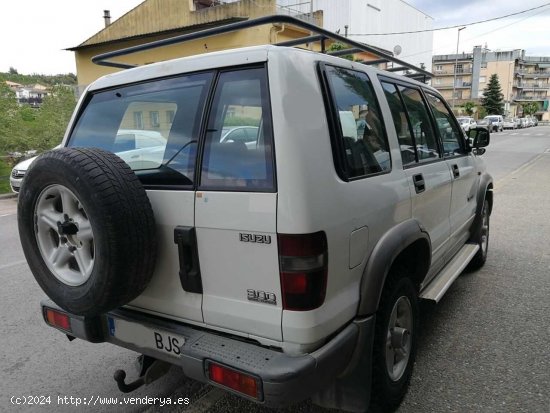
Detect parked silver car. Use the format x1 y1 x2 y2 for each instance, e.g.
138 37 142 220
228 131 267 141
457 117 477 132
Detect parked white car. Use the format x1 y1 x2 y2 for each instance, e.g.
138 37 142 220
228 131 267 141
457 117 477 132
484 115 504 132
503 118 517 129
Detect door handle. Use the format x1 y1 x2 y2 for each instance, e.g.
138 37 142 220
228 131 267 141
174 226 203 293
452 164 460 179
413 173 425 194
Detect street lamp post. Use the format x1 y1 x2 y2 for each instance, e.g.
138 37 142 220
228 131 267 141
452 26 466 111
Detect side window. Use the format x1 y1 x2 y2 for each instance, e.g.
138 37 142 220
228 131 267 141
69 72 213 186
200 68 274 190
381 82 417 166
325 66 391 178
326 66 391 178
397 85 440 163
424 92 466 157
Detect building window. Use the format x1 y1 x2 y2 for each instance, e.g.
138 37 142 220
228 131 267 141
480 76 486 83
455 64 463 74
481 62 487 68
133 111 143 129
435 65 443 72
150 111 160 128
434 78 441 85
166 110 175 124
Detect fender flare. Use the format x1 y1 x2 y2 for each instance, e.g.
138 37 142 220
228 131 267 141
470 172 493 241
357 219 430 316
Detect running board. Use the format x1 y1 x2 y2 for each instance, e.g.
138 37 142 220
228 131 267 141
420 243 479 302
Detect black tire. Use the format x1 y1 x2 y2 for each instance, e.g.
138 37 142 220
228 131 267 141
468 199 490 270
370 271 419 412
18 147 157 317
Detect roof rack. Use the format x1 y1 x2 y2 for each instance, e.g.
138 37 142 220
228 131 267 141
92 14 432 82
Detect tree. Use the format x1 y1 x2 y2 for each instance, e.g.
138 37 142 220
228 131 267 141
328 42 354 61
463 101 476 116
32 85 77 150
480 74 504 115
0 83 26 153
522 102 539 116
8 66 18 75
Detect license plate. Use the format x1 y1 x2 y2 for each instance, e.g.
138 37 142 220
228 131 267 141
107 317 185 357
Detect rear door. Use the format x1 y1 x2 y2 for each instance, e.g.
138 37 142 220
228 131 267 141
194 67 282 341
68 72 214 324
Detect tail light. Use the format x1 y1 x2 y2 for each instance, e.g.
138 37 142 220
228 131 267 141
278 231 328 311
207 362 261 400
44 308 72 332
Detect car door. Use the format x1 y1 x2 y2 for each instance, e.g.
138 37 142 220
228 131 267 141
194 66 282 341
380 81 453 279
68 72 214 324
424 92 478 256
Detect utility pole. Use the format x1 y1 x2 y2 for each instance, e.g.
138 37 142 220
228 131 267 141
452 26 466 111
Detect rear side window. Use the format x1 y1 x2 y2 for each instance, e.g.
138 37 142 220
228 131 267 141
200 68 274 191
69 72 213 186
324 66 391 178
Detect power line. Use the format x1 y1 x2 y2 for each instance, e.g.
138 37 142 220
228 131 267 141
399 5 550 60
349 2 550 36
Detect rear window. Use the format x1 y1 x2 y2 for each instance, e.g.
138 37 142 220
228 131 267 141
68 72 213 186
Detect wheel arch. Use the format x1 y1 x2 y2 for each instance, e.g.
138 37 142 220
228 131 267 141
470 172 493 241
357 219 431 316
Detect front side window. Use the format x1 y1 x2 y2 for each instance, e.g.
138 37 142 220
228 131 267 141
69 72 213 186
200 68 274 190
397 85 440 163
325 66 391 178
424 92 465 157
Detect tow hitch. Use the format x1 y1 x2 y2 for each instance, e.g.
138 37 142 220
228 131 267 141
113 355 171 393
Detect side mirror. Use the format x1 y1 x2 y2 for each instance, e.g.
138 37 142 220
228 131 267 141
468 127 490 149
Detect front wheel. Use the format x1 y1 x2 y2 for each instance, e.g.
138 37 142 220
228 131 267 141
371 273 419 412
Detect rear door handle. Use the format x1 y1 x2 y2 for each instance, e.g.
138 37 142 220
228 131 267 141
174 226 203 294
452 164 460 179
413 173 425 194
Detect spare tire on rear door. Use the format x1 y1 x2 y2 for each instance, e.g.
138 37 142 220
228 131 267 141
18 147 157 317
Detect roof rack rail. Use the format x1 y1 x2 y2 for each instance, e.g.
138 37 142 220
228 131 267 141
92 14 432 82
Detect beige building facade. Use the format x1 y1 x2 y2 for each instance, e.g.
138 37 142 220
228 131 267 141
432 47 550 121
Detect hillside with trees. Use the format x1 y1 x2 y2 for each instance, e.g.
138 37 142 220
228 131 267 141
0 71 77 157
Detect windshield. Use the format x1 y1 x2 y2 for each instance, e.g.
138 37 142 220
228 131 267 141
486 116 499 122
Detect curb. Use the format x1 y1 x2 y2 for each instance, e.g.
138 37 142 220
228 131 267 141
0 193 18 200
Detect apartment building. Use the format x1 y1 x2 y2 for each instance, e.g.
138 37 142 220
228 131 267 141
433 47 550 120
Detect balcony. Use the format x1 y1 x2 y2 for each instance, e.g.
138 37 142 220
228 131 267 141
515 70 550 78
433 69 473 76
434 81 472 89
514 82 549 89
512 94 549 102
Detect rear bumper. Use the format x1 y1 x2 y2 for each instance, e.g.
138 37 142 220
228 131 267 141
41 300 366 407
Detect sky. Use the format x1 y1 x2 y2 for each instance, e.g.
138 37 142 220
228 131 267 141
1 0 550 75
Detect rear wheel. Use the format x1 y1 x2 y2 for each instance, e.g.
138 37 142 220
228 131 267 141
371 272 419 412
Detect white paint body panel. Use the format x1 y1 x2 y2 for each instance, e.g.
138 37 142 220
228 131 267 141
129 191 203 323
196 192 281 341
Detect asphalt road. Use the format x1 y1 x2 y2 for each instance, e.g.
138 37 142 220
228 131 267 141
1 127 549 412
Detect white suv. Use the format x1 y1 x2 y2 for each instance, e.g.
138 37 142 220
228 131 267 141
17 16 493 413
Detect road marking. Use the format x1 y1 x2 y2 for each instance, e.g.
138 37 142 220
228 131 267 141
545 148 550 154
0 260 27 270
536 133 544 136
0 213 16 218
511 133 518 135
494 152 545 193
